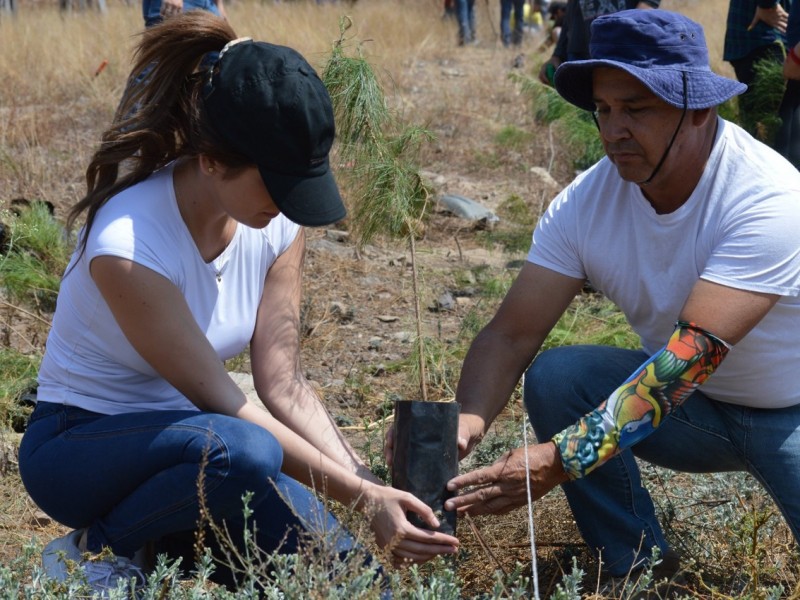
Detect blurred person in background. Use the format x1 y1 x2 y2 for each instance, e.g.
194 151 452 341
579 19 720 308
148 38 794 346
456 0 477 44
143 0 224 27
537 0 659 85
547 0 567 44
776 0 800 166
724 0 789 134
501 0 526 46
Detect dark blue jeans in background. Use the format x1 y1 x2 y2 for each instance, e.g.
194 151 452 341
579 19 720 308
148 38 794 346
500 0 525 46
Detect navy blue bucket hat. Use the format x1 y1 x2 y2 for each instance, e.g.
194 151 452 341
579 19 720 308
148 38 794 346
554 9 747 111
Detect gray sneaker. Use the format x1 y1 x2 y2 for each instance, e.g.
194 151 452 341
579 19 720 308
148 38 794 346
42 529 145 596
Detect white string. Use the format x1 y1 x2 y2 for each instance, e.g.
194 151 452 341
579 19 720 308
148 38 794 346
521 373 541 600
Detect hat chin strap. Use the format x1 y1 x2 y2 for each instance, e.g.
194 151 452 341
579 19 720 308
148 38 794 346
636 73 688 187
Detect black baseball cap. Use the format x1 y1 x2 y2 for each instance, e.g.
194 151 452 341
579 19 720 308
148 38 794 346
202 38 346 227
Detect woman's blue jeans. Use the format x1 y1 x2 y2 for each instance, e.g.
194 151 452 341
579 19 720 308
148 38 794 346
525 345 800 577
19 402 356 584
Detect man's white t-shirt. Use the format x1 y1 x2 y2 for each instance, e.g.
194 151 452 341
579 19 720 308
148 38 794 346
37 163 300 415
527 118 800 409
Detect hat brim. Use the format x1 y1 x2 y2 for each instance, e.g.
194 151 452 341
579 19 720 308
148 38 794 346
259 163 346 227
553 59 747 112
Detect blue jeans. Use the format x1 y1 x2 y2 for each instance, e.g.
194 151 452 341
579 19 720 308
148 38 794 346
500 0 525 46
19 402 357 586
142 0 221 27
456 0 475 44
524 345 800 577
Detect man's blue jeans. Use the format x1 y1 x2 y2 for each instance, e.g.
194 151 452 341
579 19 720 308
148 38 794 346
524 345 800 576
500 0 525 46
19 402 356 583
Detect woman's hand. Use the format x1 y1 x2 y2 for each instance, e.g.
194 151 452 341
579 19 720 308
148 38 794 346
362 483 460 567
444 442 569 516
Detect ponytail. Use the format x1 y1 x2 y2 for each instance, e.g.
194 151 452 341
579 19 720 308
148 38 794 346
68 12 246 253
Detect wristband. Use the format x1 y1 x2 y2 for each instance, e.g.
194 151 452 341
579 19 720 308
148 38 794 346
790 45 800 66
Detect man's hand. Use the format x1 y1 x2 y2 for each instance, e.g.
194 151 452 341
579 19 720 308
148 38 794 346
444 442 569 516
748 4 788 33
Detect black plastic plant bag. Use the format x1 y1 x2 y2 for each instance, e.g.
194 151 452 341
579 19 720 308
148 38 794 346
391 400 459 535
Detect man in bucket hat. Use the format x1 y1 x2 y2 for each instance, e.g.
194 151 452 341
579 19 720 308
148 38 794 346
442 8 800 591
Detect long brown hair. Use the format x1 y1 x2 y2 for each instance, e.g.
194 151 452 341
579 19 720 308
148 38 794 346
68 11 250 253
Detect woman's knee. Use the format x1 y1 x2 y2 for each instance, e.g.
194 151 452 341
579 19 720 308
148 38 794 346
204 420 283 494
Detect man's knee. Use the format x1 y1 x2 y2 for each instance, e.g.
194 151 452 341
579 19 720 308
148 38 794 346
524 345 620 439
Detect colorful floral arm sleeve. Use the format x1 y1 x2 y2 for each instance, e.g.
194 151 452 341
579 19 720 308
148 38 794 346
551 322 731 480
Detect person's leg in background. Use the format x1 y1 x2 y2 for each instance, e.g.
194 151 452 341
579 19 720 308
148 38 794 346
456 0 472 44
500 0 513 46
512 0 525 44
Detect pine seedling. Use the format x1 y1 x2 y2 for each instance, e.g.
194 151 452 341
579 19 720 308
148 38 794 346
321 17 435 401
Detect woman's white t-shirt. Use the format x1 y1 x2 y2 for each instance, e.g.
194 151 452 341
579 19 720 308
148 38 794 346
527 118 800 408
37 163 300 415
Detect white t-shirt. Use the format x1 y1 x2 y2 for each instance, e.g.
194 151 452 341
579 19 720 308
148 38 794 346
527 118 800 409
37 163 300 415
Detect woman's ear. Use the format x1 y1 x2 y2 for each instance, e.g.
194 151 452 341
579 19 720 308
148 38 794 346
198 154 218 176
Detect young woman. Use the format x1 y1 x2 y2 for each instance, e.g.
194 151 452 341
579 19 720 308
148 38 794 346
19 12 459 595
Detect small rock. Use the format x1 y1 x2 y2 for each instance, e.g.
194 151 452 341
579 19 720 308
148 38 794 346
324 229 350 243
438 194 499 224
390 331 413 343
372 363 387 376
369 337 383 349
377 315 399 323
431 291 456 312
29 510 52 527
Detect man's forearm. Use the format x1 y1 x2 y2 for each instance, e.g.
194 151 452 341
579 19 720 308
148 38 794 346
553 321 730 479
